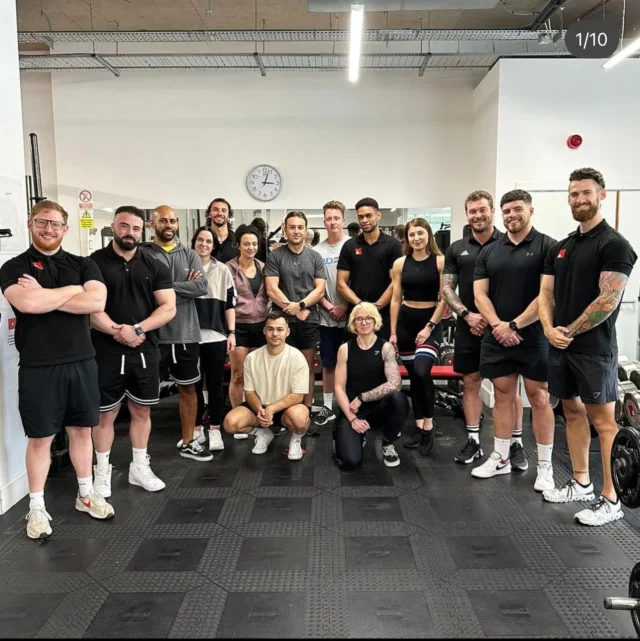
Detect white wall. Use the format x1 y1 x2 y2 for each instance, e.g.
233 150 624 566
0 2 29 513
47 72 476 255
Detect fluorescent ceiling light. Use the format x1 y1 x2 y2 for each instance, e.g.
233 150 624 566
349 4 364 83
391 208 397 212
603 34 640 69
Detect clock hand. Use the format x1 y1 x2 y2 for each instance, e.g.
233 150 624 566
262 170 270 187
263 181 274 186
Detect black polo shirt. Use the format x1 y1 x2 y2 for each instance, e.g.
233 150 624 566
474 227 556 346
213 234 236 264
0 245 104 367
90 244 173 353
444 228 502 327
337 231 403 311
543 219 637 356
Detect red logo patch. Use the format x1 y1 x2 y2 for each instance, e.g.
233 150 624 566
8 318 16 330
32 261 44 270
355 248 363 256
557 249 566 259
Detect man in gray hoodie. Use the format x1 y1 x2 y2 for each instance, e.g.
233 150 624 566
142 205 212 461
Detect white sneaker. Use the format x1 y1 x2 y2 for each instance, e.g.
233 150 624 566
471 451 511 478
75 490 115 520
252 429 275 455
129 457 166 492
574 496 624 526
382 444 400 468
534 462 555 493
93 464 112 498
209 429 224 451
234 433 249 440
26 505 52 540
288 436 304 460
542 478 595 504
177 428 206 449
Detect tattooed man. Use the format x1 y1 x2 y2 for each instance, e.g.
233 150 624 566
540 168 637 525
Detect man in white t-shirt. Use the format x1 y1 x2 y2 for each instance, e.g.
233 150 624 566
312 200 349 425
223 311 310 460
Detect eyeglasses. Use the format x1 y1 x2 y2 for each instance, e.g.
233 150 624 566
33 218 64 230
354 316 374 324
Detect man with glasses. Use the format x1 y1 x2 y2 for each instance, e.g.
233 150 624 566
337 198 403 340
1 200 114 539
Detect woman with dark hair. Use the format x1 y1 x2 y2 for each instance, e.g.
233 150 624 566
390 218 446 457
226 224 269 411
190 226 236 452
250 217 268 262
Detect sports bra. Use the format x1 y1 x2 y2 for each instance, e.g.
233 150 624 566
400 254 439 302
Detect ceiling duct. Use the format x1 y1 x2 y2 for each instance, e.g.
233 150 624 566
308 0 499 10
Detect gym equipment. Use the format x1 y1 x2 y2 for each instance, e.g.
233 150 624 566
619 361 640 389
603 561 640 638
438 345 455 366
618 381 637 423
625 390 640 428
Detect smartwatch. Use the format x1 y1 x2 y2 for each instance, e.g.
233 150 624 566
134 324 145 336
426 321 436 330
357 394 364 403
299 300 306 309
460 309 470 320
509 320 519 332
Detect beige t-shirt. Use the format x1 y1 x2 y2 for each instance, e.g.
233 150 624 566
243 344 309 405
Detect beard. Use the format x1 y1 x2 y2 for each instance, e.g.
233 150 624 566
571 201 599 222
470 219 492 232
32 233 62 253
157 227 176 242
114 231 139 251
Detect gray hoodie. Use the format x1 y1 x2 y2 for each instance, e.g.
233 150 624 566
141 240 208 344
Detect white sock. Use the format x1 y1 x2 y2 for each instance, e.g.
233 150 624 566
494 437 511 461
323 393 333 409
467 425 480 443
29 491 45 510
77 476 93 498
537 443 553 464
132 447 147 466
511 431 523 446
95 450 110 469
291 432 302 442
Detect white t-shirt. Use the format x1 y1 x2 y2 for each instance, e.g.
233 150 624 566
313 236 348 328
243 344 309 405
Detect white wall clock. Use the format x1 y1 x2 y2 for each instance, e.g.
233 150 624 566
246 165 282 202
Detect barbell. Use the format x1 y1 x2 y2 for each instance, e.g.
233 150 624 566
603 561 640 638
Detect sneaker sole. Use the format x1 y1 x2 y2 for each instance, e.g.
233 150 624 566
384 459 400 468
128 476 166 492
287 452 304 460
75 503 115 520
209 444 225 451
454 450 483 465
471 466 512 479
533 483 554 493
27 528 52 540
574 510 624 526
313 415 336 426
234 434 249 440
180 452 213 462
404 441 420 449
543 493 595 504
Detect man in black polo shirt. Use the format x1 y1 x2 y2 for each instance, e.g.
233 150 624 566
337 198 403 340
206 197 236 263
540 168 637 526
443 190 525 468
90 206 177 499
472 190 557 493
0 200 114 540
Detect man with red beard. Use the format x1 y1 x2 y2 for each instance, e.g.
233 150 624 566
540 168 637 526
0 200 114 539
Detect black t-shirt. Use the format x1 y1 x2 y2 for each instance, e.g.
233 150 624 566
474 227 556 346
213 234 236 264
0 246 104 367
89 244 174 354
337 231 403 312
444 228 502 327
543 219 637 356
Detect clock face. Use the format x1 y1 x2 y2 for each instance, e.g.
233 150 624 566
246 165 282 202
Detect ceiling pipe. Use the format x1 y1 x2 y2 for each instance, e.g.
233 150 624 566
529 0 569 31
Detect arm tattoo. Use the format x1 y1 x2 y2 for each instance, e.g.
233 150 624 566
361 343 402 402
441 274 466 314
566 271 628 338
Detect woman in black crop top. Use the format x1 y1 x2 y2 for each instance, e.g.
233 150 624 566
390 218 446 457
332 302 409 470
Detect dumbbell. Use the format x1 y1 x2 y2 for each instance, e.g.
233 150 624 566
619 361 640 388
618 381 637 424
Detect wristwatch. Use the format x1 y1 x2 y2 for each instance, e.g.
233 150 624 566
357 393 364 403
228 329 236 334
509 320 519 332
460 309 470 320
426 321 436 330
299 300 306 309
134 324 145 336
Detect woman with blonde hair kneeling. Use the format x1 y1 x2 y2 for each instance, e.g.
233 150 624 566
333 302 410 469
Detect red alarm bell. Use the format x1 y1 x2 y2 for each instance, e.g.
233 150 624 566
567 134 583 149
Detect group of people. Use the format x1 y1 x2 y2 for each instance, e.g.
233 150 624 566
1 166 636 541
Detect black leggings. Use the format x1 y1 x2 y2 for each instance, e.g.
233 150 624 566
196 341 227 427
333 391 410 470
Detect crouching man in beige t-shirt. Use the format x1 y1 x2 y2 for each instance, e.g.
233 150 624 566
223 311 310 460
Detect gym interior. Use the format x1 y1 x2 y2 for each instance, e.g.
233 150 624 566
1 0 640 638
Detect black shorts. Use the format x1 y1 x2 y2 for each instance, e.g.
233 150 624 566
159 342 201 386
96 348 160 412
319 326 346 368
236 321 266 349
453 327 483 375
479 338 548 382
397 305 442 366
548 349 618 404
240 401 285 427
286 322 320 351
18 358 100 438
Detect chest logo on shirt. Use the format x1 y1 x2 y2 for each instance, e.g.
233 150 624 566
460 250 470 256
557 249 567 259
355 248 363 256
526 252 535 257
32 261 44 271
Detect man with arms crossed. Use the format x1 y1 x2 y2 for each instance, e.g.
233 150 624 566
0 200 114 539
540 168 637 525
442 191 526 468
472 190 556 492
90 206 176 498
223 312 310 460
312 200 349 425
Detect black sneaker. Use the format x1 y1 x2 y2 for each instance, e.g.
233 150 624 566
404 429 421 449
509 442 528 471
180 439 214 462
454 438 483 465
313 406 336 425
382 443 400 467
418 429 435 457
